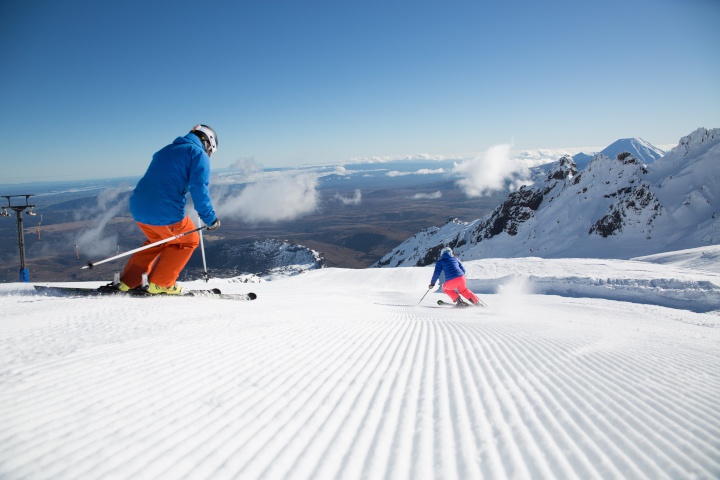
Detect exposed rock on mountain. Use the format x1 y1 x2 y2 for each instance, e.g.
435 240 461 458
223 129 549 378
187 238 325 280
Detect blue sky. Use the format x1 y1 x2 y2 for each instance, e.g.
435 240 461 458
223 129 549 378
1 0 718 183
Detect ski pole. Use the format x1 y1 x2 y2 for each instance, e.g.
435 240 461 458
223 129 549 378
197 219 209 282
81 226 206 269
418 286 433 305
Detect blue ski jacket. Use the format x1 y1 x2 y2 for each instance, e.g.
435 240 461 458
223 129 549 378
431 251 466 285
129 133 217 226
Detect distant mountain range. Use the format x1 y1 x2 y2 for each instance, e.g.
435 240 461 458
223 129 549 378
375 127 719 267
184 238 325 281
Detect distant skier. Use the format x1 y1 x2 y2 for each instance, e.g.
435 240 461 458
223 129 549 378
114 125 221 295
429 247 482 307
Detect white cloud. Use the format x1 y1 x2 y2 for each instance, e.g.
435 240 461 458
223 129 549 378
334 189 362 206
229 156 263 177
348 153 451 164
411 191 442 200
215 173 320 223
74 187 127 257
454 144 532 197
214 157 265 185
332 165 349 176
387 168 446 177
512 148 587 168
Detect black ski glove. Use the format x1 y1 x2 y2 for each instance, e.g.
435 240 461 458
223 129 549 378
206 219 221 231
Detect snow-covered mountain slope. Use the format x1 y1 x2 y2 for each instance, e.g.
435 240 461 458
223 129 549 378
644 128 720 250
1 253 719 479
634 244 720 273
376 128 719 266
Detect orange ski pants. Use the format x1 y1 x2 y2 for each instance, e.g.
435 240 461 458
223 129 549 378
120 216 200 288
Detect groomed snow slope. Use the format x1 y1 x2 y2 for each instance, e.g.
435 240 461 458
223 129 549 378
1 254 719 480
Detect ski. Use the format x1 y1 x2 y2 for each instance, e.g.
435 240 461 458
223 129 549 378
437 299 487 308
33 285 257 301
437 300 460 307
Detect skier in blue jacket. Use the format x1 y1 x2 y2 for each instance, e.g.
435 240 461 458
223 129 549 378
429 247 481 307
116 125 221 295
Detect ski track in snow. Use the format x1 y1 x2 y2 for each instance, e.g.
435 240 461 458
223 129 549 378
1 262 720 480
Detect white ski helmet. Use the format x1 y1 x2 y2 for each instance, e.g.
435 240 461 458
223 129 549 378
440 246 453 257
192 124 218 156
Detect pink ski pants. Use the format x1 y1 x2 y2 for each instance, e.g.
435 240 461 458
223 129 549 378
442 276 480 304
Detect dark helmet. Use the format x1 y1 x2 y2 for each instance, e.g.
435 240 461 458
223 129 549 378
192 124 218 156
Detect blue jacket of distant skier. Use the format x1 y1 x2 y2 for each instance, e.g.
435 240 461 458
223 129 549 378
431 250 466 285
129 133 217 226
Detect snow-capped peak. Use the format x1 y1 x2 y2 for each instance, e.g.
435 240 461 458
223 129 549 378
600 138 666 164
572 137 666 171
